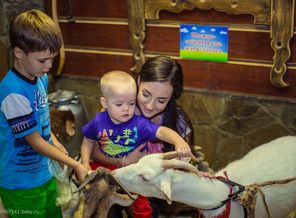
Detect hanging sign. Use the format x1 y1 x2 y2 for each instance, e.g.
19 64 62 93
180 24 228 62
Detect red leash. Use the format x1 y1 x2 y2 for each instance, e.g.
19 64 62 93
215 171 232 218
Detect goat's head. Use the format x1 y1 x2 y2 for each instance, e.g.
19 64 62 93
113 152 200 204
74 168 135 218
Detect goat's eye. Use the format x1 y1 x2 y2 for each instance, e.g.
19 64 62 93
140 175 149 182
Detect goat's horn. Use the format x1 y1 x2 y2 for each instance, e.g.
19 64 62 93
190 154 199 162
161 151 179 159
194 145 202 150
162 159 201 176
109 173 137 200
75 168 110 193
75 170 100 193
111 192 137 206
161 151 200 163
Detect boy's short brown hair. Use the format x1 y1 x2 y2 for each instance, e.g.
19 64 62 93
9 9 63 54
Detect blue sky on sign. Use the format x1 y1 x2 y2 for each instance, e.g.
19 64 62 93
180 24 228 53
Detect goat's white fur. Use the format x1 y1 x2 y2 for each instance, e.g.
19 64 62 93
113 136 296 218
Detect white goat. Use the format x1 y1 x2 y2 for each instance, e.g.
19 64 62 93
113 136 296 218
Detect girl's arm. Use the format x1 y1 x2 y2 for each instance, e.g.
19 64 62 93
91 142 147 167
25 131 89 181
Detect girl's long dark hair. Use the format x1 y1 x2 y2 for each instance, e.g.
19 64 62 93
138 56 194 151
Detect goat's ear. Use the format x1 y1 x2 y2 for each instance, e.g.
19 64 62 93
160 179 172 204
139 169 157 181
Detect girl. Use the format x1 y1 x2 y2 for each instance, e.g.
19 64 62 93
91 56 194 218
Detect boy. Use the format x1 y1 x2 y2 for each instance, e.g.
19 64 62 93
0 9 89 218
80 70 192 170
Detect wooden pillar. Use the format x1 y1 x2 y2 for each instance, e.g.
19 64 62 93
270 0 295 87
127 0 146 74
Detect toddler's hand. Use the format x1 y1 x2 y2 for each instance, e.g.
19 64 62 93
175 143 192 158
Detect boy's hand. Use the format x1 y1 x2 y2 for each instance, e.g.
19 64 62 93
74 164 91 182
51 132 68 155
54 142 69 156
81 162 92 171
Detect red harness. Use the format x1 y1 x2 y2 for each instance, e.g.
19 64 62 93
215 171 232 218
193 171 247 218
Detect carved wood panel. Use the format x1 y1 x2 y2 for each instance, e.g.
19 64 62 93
127 0 295 88
270 0 295 87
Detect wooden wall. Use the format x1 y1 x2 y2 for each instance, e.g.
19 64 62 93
44 0 296 99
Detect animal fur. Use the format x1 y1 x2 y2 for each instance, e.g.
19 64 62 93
50 107 75 142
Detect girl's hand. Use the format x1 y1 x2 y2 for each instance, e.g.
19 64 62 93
99 135 109 149
124 143 147 166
